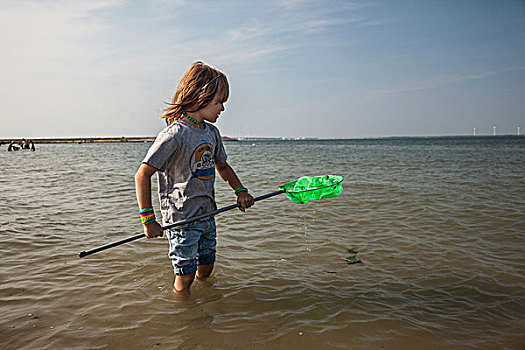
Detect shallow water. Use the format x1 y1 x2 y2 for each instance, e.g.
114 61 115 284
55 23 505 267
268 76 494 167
1 137 524 349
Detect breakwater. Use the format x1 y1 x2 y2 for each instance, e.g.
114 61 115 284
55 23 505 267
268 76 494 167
0 136 237 144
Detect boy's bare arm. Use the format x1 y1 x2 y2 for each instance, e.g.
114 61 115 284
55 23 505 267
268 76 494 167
215 161 254 211
215 161 243 189
135 163 164 238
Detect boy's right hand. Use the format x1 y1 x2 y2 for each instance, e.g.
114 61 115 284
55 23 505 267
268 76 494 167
144 221 164 238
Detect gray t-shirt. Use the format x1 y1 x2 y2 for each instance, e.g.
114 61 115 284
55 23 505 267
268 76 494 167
142 120 227 225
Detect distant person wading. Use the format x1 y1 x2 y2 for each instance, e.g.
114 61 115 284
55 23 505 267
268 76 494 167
5 139 35 151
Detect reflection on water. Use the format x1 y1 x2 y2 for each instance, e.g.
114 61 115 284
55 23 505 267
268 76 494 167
1 137 524 349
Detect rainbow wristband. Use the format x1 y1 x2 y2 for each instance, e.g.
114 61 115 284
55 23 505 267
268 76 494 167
140 207 156 225
235 187 248 195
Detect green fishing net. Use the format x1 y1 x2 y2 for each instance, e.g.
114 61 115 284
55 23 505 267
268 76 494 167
278 175 343 204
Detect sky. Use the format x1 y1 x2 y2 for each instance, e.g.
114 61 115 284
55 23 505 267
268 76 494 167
1 0 524 139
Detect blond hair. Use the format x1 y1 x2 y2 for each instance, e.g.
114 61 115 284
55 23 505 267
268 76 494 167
161 62 229 126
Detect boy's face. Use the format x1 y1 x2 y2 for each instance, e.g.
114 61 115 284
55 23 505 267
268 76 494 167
201 94 225 124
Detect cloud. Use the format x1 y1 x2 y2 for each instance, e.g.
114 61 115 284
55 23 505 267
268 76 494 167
375 66 525 96
225 1 375 44
275 0 304 9
216 45 300 65
0 0 123 73
0 0 373 78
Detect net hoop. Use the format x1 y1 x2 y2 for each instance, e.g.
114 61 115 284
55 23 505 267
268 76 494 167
278 175 343 204
283 176 343 194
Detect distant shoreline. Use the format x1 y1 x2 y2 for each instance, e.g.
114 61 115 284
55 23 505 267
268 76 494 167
1 134 522 144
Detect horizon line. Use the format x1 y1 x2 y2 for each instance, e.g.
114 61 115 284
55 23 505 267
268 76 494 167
1 134 523 144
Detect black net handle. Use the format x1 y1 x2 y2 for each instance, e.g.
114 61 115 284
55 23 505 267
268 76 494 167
79 189 286 258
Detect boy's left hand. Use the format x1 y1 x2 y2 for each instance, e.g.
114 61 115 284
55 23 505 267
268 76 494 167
237 192 254 212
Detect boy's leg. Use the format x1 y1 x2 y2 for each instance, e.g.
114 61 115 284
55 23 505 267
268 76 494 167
173 264 212 291
174 272 196 292
196 218 217 280
196 263 214 279
166 226 201 292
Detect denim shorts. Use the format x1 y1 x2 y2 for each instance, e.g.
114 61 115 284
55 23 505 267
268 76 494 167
166 218 216 276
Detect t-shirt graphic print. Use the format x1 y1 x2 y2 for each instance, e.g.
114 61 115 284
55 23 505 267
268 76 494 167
191 143 215 180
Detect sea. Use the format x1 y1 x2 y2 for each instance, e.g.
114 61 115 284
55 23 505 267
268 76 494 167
1 136 524 350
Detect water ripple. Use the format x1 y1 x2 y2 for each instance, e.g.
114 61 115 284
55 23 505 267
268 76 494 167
1 138 524 349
